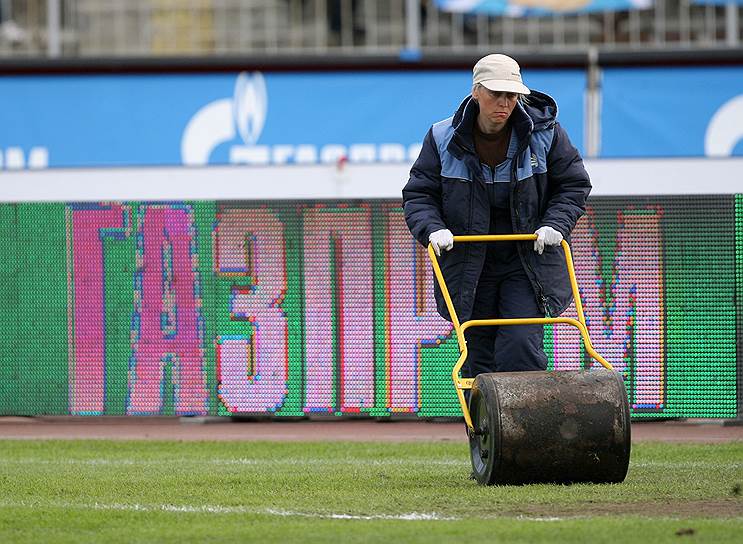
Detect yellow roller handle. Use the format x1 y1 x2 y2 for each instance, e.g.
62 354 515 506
427 234 613 431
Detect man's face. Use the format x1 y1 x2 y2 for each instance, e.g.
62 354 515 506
473 85 519 128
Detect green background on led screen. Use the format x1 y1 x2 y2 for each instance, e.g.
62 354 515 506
0 196 738 418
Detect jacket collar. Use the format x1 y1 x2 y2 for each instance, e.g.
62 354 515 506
448 95 535 158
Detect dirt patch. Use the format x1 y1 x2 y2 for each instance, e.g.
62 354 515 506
499 499 743 519
631 421 743 444
0 419 467 442
0 417 742 443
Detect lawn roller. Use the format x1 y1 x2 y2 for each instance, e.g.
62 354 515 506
427 234 631 486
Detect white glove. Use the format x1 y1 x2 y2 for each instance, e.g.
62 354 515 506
429 229 454 257
534 226 563 255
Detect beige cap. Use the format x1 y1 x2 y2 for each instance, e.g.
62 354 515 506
473 54 530 95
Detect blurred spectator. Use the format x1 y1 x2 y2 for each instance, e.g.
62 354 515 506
0 18 28 45
328 0 364 45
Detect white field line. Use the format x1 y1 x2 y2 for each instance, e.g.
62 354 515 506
0 499 458 521
0 457 468 467
263 509 457 521
4 500 739 523
0 500 581 522
631 462 743 469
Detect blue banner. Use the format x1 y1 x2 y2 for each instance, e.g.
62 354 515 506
436 0 652 15
601 67 743 157
0 70 585 170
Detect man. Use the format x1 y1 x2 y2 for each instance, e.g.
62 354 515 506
402 54 591 379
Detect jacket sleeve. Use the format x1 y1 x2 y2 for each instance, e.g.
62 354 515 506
402 127 448 247
540 122 592 238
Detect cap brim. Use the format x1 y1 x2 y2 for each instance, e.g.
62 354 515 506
479 79 530 95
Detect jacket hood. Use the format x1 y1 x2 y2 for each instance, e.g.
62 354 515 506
523 90 558 131
450 89 558 147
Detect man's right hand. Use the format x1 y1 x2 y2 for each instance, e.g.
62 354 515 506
429 229 454 257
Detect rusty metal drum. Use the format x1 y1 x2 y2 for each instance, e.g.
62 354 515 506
468 369 631 485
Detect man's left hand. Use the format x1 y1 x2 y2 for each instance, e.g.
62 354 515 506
534 226 563 255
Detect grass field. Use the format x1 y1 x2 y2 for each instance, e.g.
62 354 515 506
0 440 741 543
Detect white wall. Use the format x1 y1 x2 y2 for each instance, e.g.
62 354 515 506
1 157 742 202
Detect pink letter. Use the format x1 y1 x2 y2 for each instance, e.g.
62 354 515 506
128 205 207 415
215 208 288 413
68 204 128 414
553 208 665 410
303 206 374 412
386 207 453 412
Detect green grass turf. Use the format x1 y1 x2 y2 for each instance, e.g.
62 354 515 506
0 440 741 543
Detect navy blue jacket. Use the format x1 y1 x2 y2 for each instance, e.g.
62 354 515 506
402 91 591 322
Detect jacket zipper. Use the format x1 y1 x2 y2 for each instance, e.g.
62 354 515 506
510 143 550 317
464 169 475 291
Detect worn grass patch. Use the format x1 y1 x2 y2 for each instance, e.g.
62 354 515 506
0 440 741 543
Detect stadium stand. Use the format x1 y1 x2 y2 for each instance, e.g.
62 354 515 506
0 0 740 58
